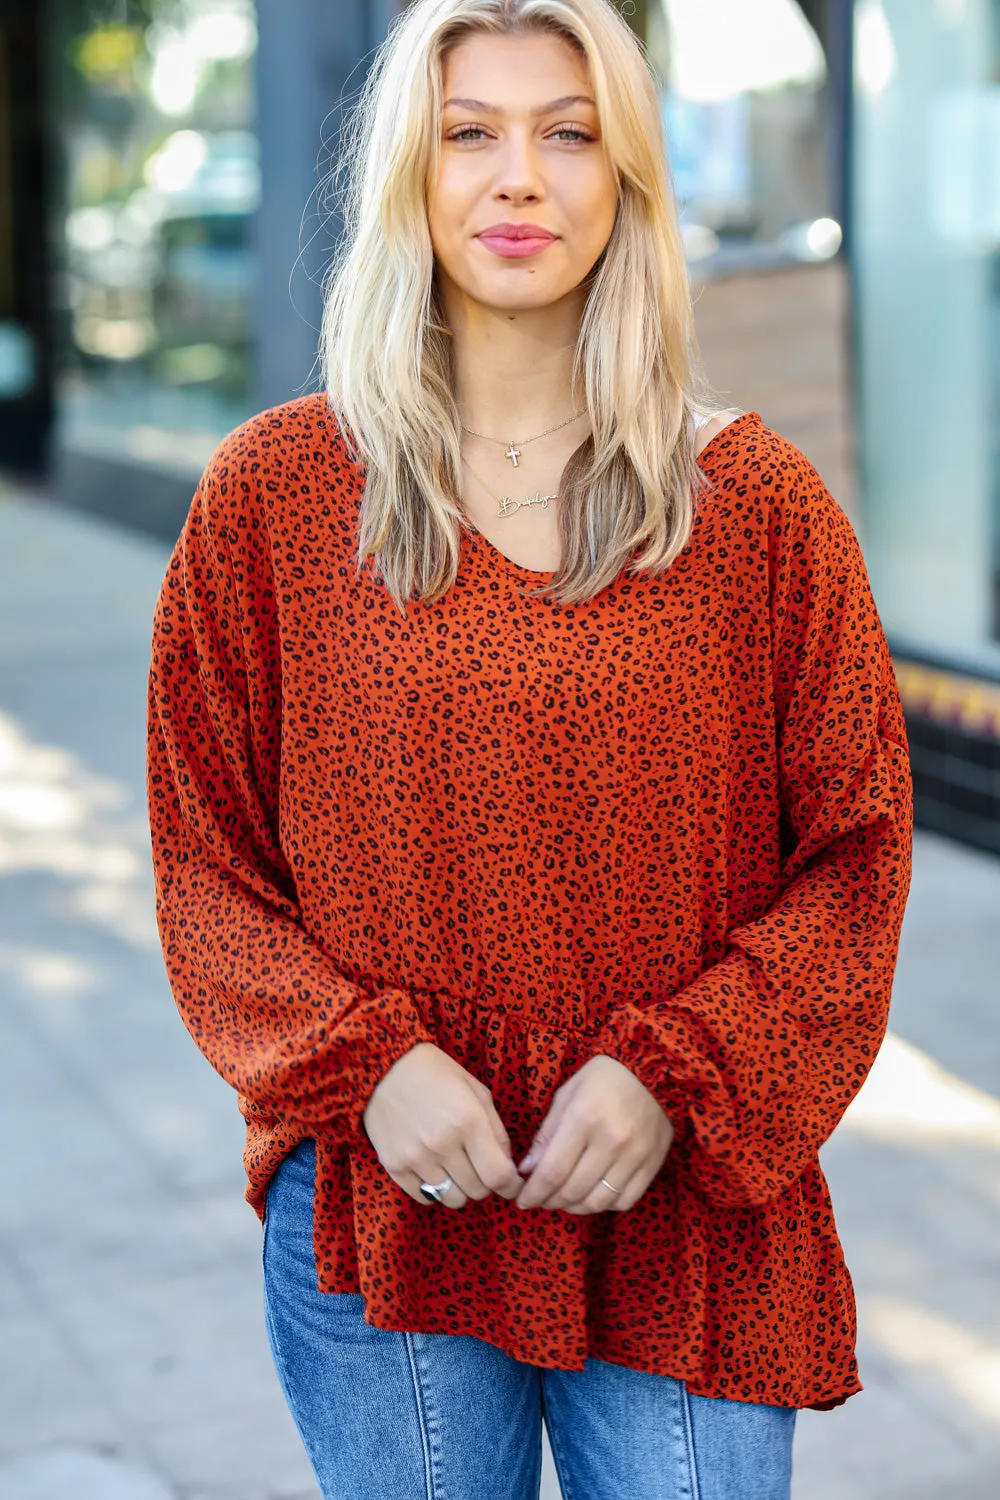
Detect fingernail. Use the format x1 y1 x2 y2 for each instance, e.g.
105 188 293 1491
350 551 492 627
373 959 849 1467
519 1153 536 1172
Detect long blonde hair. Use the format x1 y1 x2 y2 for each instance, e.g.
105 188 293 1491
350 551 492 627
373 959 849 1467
320 0 720 611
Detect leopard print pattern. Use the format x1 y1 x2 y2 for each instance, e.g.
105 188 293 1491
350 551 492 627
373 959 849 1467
146 394 913 1410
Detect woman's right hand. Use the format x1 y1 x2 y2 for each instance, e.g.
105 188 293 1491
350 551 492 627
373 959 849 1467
362 1043 524 1208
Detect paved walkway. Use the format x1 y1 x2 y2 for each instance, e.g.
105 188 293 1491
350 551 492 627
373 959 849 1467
0 483 997 1500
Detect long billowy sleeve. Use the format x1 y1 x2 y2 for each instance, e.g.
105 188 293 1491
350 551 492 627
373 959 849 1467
145 437 433 1144
596 449 914 1208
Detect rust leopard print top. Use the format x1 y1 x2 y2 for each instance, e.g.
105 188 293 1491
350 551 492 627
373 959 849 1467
146 393 913 1412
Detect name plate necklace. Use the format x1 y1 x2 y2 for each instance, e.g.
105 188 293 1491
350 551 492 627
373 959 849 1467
460 405 587 518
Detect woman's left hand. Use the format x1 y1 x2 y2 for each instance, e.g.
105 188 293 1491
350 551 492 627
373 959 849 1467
514 1055 675 1213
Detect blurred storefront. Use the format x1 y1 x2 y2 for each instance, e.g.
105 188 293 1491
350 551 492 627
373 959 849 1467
12 0 375 532
644 0 860 573
647 0 850 271
1 0 998 852
0 3 51 473
850 0 1000 852
42 0 260 529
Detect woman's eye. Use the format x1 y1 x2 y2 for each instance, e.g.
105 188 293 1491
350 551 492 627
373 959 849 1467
446 126 594 144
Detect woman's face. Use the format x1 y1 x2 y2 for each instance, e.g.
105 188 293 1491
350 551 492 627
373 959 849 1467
427 30 618 321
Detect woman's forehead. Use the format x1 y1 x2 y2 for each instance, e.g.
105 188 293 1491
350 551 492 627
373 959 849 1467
441 29 592 89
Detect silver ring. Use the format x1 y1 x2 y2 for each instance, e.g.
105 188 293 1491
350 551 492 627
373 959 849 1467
600 1177 621 1194
419 1175 453 1203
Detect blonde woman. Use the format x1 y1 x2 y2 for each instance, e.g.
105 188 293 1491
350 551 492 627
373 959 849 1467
146 1 913 1496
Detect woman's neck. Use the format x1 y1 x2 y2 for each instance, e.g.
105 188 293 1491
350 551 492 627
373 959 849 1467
444 285 587 439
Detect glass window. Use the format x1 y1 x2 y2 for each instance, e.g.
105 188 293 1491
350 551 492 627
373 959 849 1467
646 0 842 272
44 0 259 481
852 0 1000 669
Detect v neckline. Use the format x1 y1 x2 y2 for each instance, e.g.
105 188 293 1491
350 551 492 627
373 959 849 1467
461 410 759 584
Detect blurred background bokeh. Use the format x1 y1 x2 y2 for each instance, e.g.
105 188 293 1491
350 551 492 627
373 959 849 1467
1 4 998 1499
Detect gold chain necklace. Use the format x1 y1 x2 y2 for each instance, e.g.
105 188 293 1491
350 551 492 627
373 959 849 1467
461 454 558 519
460 405 587 468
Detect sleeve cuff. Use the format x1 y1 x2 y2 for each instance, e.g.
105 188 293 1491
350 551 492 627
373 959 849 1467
594 1004 694 1144
330 985 436 1146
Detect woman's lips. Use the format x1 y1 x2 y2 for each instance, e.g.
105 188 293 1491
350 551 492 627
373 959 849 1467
477 234 557 259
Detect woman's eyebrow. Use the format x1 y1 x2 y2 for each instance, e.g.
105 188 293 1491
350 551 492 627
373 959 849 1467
442 94 596 116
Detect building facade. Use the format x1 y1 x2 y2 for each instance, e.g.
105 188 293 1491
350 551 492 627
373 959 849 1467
850 0 1000 851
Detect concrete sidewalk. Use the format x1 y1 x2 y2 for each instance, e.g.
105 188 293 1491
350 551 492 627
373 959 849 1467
0 483 997 1500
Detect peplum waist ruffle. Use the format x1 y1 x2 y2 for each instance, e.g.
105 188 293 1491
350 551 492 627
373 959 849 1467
316 987 708 1376
245 983 861 1408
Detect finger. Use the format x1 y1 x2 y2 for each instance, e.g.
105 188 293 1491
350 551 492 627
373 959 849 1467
540 1143 641 1212
418 1135 505 1205
518 1085 573 1173
400 1167 470 1210
464 1115 524 1201
436 1142 500 1204
480 1093 516 1164
516 1114 589 1210
606 1159 656 1213
552 1160 648 1216
459 1078 517 1178
409 1123 515 1207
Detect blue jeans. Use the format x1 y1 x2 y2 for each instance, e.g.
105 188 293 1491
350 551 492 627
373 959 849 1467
262 1138 796 1500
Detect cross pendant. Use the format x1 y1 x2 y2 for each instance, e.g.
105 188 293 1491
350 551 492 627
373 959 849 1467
505 443 521 467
